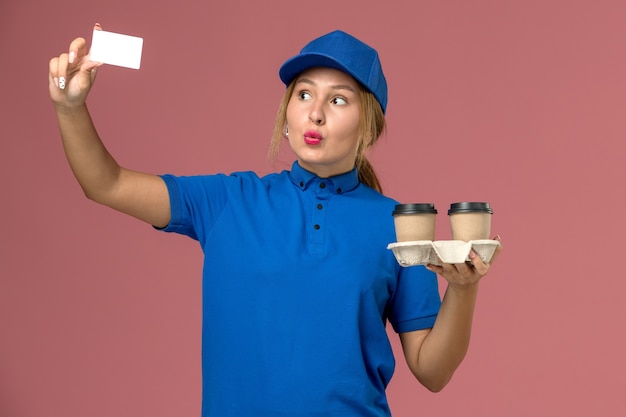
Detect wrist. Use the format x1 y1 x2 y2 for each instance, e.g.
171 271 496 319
446 281 480 297
54 101 89 116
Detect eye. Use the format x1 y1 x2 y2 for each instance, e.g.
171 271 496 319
298 91 312 101
332 97 347 106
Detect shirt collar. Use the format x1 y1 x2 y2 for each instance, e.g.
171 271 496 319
289 161 360 194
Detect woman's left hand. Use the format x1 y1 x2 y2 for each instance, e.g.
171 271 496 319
426 235 502 289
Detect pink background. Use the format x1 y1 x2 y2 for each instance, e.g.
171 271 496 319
2 0 626 416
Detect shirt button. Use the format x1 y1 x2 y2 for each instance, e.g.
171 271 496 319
317 204 323 209
300 181 304 187
319 182 326 189
337 187 342 193
314 224 320 230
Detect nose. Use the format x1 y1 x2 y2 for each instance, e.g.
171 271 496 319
309 101 325 125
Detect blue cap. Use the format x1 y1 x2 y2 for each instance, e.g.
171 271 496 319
279 30 388 113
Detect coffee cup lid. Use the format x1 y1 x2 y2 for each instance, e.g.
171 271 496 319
393 203 437 215
448 202 493 215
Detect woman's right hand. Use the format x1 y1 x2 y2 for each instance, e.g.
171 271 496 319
49 23 103 108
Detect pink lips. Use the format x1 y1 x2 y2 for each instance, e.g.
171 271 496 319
304 130 322 145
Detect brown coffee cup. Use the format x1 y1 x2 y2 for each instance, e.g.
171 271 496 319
392 203 437 242
448 202 493 241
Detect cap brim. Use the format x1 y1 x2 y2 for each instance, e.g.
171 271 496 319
279 53 364 89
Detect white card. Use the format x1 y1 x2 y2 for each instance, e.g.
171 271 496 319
90 29 143 70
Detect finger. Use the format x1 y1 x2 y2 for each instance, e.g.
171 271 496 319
49 56 60 88
68 37 87 65
68 32 101 79
56 53 69 90
452 259 475 275
425 264 443 275
440 262 458 275
468 251 489 275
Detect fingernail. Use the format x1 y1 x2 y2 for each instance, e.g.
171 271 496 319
69 50 75 64
59 76 66 90
53 77 59 88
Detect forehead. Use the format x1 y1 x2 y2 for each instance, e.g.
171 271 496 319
295 67 360 90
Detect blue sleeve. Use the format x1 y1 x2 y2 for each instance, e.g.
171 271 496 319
156 173 231 246
388 265 441 333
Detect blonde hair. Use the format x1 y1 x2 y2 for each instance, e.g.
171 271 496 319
269 79 387 193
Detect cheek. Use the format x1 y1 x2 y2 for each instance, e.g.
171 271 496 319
336 115 361 142
285 101 296 126
285 111 302 133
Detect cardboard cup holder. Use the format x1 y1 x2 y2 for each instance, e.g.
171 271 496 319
387 239 501 267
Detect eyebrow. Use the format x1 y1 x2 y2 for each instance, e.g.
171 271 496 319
296 78 357 93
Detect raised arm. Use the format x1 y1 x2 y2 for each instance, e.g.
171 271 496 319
399 237 503 392
49 24 170 228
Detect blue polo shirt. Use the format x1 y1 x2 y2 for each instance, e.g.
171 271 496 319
159 161 441 417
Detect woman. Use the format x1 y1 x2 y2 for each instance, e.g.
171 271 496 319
49 26 501 417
